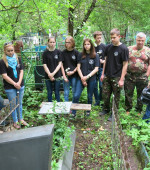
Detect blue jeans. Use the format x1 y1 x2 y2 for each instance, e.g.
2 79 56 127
72 79 96 115
143 103 150 123
0 95 4 110
5 86 25 123
63 76 77 101
46 80 60 102
93 68 103 105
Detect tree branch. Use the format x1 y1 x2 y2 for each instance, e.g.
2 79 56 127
96 0 137 20
0 0 26 12
73 0 82 11
32 0 43 34
74 0 97 37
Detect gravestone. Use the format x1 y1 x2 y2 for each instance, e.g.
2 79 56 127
0 124 54 170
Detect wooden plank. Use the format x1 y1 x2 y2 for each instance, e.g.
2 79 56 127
70 103 91 111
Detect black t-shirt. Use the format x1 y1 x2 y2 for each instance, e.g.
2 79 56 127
104 43 129 77
62 49 80 77
77 53 99 81
95 43 106 68
42 49 62 79
0 57 24 89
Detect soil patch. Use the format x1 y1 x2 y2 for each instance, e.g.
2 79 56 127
69 107 142 169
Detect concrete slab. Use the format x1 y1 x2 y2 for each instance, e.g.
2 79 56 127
38 102 72 115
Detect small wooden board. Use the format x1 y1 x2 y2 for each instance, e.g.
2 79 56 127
70 103 91 111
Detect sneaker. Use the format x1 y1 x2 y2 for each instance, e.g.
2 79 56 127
108 115 112 122
99 110 108 116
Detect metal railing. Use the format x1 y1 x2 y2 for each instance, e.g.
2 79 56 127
111 95 130 170
21 48 45 87
0 92 20 131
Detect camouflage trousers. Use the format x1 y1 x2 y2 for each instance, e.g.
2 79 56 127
103 76 121 112
124 73 148 112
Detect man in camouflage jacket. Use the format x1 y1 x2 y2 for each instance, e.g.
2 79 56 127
125 32 150 114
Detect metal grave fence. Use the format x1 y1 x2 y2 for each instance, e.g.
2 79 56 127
111 95 130 170
0 92 20 131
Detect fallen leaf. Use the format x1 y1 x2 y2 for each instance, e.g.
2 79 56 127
98 126 104 131
81 128 85 131
74 151 78 155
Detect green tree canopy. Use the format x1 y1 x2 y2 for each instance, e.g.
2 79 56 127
0 0 150 45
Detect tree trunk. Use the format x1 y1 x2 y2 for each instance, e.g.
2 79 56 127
12 25 16 40
68 1 74 36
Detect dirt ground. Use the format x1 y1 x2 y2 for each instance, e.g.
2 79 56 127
69 106 142 170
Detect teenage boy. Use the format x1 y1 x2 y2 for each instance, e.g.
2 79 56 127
100 28 129 121
93 31 106 106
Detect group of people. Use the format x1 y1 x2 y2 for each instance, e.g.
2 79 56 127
42 28 150 120
99 30 150 121
42 34 101 117
0 28 150 129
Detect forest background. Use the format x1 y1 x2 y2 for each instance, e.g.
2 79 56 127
1 1 150 169
0 0 150 49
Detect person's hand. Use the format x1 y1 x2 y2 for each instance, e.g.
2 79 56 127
100 74 104 82
118 79 124 88
81 76 87 82
82 80 87 86
63 76 69 82
100 59 105 64
48 73 55 81
14 82 21 90
67 71 74 76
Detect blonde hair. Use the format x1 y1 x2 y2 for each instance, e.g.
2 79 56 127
65 36 75 48
3 43 19 67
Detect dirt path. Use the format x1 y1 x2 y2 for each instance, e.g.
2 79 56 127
69 106 142 170
69 107 113 169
